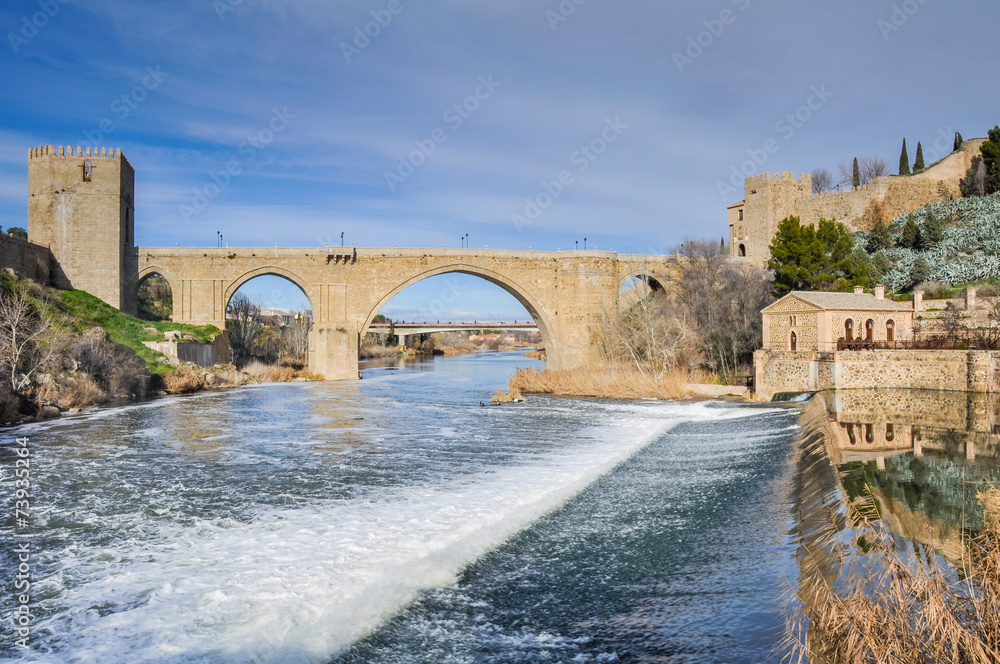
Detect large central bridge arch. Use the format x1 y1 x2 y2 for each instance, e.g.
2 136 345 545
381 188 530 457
361 263 557 356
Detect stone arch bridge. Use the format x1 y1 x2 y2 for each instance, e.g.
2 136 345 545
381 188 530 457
133 246 679 380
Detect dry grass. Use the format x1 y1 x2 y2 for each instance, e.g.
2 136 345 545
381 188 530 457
163 367 201 394
243 361 295 383
54 374 106 408
508 365 699 400
787 486 1000 663
491 387 524 404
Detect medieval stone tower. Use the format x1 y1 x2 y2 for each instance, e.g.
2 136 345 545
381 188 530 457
27 144 137 313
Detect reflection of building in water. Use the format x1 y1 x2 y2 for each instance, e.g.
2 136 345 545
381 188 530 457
813 389 1000 561
821 389 1000 468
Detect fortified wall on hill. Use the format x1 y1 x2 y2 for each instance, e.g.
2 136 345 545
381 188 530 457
727 139 986 262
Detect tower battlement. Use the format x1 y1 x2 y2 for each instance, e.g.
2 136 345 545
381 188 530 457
28 144 131 162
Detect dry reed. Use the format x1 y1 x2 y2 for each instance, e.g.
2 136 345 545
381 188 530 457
786 486 1000 663
508 365 697 401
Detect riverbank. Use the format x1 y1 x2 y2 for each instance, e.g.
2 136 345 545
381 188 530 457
507 365 748 401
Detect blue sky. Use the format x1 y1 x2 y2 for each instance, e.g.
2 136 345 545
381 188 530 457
2 0 998 319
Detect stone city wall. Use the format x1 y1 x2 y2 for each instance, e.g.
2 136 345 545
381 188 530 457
0 233 53 284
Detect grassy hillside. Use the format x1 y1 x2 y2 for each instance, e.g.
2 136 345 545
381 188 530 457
1 273 220 374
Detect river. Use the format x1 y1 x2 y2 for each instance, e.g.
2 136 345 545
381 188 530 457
1 352 800 663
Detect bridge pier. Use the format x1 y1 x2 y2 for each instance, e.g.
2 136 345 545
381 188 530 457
309 324 360 380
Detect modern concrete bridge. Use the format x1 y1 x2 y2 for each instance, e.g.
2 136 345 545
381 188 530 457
366 321 540 347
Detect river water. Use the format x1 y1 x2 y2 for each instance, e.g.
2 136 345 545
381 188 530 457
2 352 800 663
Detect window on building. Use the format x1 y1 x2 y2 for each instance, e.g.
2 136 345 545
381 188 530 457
738 244 746 257
83 160 92 182
846 424 856 446
845 319 854 340
790 331 797 351
886 319 895 342
865 424 874 443
865 319 874 341
738 209 744 221
886 424 895 442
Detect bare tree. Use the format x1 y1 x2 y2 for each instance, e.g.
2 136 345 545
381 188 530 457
282 311 311 361
227 293 264 367
811 168 834 193
0 286 50 393
838 156 888 187
938 301 965 344
859 155 888 183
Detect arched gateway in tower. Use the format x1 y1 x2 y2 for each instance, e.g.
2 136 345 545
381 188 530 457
23 144 681 380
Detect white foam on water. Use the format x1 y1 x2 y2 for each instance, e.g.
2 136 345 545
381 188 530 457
15 401 768 664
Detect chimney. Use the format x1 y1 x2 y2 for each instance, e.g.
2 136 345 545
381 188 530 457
854 286 864 294
875 285 885 300
914 290 924 312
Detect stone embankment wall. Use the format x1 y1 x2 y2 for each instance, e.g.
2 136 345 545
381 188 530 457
754 348 1000 400
0 233 53 284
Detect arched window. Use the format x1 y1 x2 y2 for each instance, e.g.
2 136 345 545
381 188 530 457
885 424 895 442
865 424 874 443
886 319 895 342
738 244 746 257
865 319 874 341
845 319 854 341
846 424 856 446
83 160 92 182
790 331 797 351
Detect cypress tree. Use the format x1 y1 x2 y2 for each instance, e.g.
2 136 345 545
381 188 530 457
852 157 861 189
914 142 925 170
954 132 964 151
901 213 920 248
871 250 891 280
899 138 910 175
922 209 943 248
867 222 892 253
909 254 930 287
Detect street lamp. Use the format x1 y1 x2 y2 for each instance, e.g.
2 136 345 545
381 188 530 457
584 237 587 250
341 231 344 247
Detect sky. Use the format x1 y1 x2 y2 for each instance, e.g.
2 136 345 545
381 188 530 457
1 0 998 319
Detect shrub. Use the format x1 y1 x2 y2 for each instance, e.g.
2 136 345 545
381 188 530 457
163 367 200 393
276 355 305 370
55 374 105 409
70 328 149 399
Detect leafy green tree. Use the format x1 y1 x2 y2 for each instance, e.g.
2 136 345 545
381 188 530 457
6 227 26 240
981 126 1000 194
852 157 860 189
921 210 943 249
899 139 910 175
768 216 854 294
909 255 930 287
867 222 892 252
901 214 920 249
955 132 963 151
914 142 925 170
870 250 891 281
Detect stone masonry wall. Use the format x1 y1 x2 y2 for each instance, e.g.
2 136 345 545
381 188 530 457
755 348 1000 400
0 233 52 284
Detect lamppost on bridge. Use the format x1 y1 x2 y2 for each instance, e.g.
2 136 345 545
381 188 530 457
341 231 344 247
217 231 221 247
584 237 587 250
